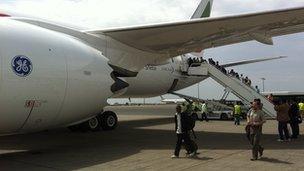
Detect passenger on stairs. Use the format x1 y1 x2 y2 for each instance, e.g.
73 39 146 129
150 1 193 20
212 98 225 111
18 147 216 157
229 69 235 76
200 57 205 63
241 74 245 83
267 94 274 103
248 79 252 87
221 67 227 74
187 57 193 67
208 58 216 65
215 61 220 69
255 86 260 93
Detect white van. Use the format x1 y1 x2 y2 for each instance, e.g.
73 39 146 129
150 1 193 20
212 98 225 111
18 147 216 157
196 110 233 120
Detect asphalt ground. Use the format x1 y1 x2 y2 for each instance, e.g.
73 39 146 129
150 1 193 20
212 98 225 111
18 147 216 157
0 104 303 171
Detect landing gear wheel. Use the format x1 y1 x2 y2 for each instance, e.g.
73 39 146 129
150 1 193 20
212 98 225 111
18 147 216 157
86 116 101 132
100 111 118 130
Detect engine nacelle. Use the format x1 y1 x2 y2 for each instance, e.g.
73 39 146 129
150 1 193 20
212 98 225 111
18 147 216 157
0 19 114 134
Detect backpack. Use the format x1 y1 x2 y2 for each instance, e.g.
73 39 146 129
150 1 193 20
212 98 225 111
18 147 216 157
182 112 196 131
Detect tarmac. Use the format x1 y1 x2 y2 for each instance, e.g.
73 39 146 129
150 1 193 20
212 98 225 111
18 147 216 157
0 104 304 171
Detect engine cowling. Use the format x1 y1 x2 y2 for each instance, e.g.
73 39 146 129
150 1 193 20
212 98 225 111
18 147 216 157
0 19 114 134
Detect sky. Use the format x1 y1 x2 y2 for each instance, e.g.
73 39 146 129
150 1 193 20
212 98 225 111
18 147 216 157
1 0 304 103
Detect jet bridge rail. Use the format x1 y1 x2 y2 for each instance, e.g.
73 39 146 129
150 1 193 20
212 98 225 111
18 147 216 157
188 63 276 118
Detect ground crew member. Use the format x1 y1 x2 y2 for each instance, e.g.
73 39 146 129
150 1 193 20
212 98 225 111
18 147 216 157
182 99 196 115
234 102 242 125
298 101 304 118
201 101 209 122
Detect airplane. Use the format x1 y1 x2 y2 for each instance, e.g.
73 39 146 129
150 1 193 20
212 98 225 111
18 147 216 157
1 0 304 135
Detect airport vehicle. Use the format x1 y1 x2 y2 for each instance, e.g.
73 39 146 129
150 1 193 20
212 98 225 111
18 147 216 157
208 110 234 120
1 0 304 135
195 109 233 120
262 91 304 102
161 98 186 104
194 102 234 120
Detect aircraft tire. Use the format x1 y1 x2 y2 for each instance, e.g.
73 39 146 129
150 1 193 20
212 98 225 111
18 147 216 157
86 116 102 132
100 111 118 130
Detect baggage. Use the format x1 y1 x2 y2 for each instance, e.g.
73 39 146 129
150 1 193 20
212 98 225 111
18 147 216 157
183 139 198 154
183 112 196 131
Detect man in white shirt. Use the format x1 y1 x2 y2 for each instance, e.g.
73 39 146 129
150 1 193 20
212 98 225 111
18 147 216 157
172 105 195 158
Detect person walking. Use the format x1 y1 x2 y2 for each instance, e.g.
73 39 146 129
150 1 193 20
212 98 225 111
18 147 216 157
172 105 196 158
274 100 291 142
247 99 266 161
289 101 302 139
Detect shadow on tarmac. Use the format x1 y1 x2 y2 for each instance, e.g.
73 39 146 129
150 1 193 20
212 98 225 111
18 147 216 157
0 117 302 170
259 157 293 164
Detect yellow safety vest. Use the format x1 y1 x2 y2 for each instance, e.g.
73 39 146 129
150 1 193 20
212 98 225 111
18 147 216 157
299 102 304 111
234 105 242 115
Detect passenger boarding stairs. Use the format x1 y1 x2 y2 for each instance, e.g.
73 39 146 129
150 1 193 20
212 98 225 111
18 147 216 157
187 62 276 118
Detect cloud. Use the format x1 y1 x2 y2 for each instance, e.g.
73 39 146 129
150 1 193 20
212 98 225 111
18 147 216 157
212 0 304 16
0 0 199 28
2 0 304 29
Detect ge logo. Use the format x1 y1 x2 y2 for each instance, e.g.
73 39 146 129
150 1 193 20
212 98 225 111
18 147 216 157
11 55 33 77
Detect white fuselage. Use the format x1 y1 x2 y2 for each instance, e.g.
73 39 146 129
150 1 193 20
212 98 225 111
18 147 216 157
122 56 207 97
0 19 205 135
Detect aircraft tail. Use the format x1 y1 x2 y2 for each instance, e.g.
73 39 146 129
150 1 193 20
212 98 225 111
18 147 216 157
190 0 213 56
191 0 213 19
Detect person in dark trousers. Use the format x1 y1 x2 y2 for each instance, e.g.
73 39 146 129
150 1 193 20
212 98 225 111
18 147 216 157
247 99 266 161
289 100 301 139
274 99 291 142
234 102 242 125
171 105 196 158
201 101 209 122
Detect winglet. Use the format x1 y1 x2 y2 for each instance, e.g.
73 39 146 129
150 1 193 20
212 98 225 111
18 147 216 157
191 0 213 19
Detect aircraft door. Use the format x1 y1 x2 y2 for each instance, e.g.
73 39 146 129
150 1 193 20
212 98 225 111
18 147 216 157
180 55 189 73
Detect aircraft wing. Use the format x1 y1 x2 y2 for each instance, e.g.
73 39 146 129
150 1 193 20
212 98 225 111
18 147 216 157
6 6 304 73
87 6 304 56
221 56 287 68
